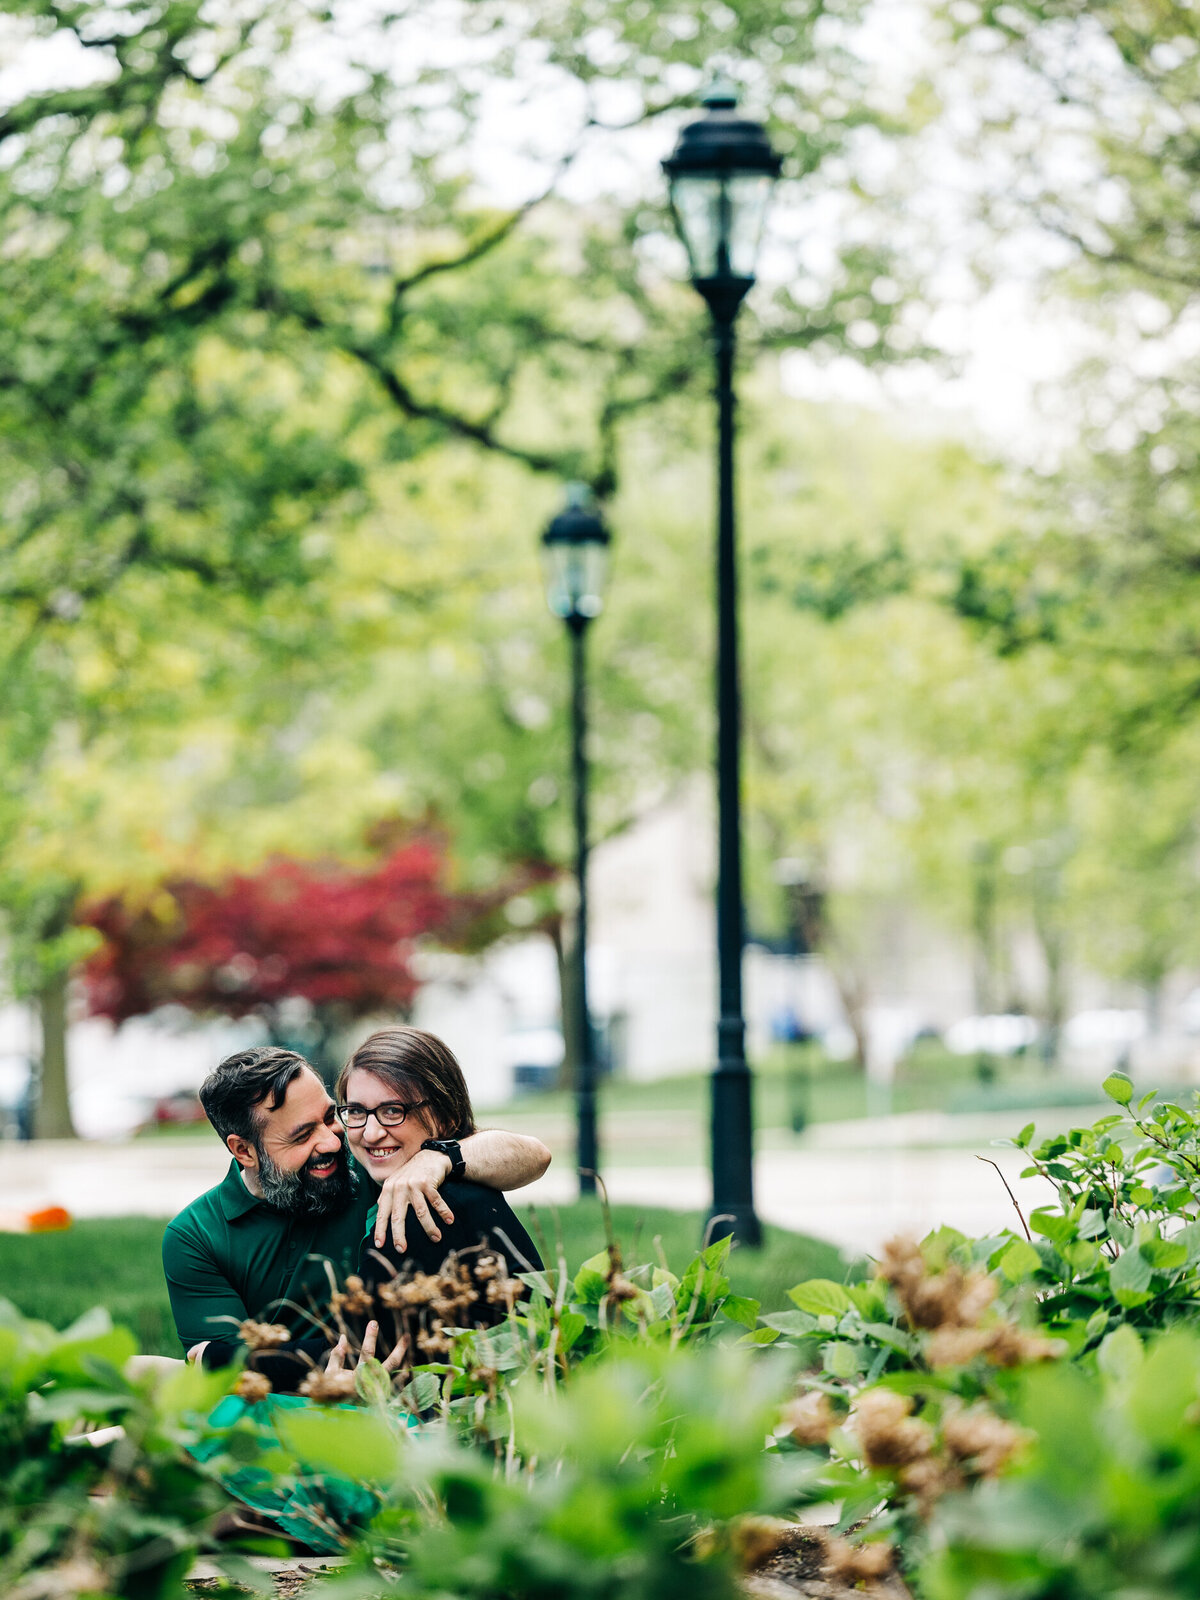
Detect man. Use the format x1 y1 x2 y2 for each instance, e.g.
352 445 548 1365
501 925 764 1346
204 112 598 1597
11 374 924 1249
163 1045 550 1368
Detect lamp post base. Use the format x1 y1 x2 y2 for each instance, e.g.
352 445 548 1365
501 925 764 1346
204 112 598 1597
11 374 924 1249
709 1056 762 1248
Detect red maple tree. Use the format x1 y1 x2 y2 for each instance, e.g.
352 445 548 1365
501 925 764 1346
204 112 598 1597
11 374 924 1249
82 839 454 1058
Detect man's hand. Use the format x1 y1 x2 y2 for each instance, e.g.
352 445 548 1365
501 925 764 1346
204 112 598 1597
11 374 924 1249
374 1148 456 1252
325 1321 406 1375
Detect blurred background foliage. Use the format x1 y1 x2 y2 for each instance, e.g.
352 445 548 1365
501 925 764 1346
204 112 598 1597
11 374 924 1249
4 0 1200 1132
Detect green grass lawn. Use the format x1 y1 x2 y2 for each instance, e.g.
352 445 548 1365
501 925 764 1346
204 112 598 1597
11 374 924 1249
0 1205 850 1357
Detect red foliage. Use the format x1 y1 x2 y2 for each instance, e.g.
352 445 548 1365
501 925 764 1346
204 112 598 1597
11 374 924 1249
82 839 453 1025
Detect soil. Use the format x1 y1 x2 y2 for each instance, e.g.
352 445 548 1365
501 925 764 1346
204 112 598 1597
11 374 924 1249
742 1530 912 1600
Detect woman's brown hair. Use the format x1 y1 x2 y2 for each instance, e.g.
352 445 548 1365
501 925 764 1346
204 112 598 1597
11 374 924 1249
336 1027 477 1139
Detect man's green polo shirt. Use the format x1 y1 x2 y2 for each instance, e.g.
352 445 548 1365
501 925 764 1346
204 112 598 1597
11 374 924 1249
162 1160 373 1353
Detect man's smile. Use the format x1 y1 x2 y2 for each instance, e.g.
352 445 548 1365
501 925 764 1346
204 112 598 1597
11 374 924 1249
305 1152 341 1179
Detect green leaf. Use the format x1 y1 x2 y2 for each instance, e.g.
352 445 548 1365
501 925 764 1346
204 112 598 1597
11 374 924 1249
859 1322 917 1356
556 1311 586 1353
788 1280 854 1318
1142 1237 1188 1272
1031 1208 1075 1247
1109 1246 1153 1304
1015 1121 1035 1148
277 1406 401 1482
760 1310 819 1336
572 1250 612 1304
1103 1072 1134 1106
702 1235 733 1271
1097 1324 1143 1384
354 1356 394 1409
821 1340 862 1379
845 1282 887 1320
1076 1209 1106 1240
921 1226 968 1271
998 1237 1042 1282
736 1326 782 1346
721 1294 761 1330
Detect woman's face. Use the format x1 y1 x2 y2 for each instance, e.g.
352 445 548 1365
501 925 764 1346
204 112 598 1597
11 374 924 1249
342 1067 439 1182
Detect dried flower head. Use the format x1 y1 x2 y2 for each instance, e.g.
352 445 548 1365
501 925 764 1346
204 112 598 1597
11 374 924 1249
898 1453 960 1512
604 1272 640 1303
377 1271 443 1309
926 1326 996 1369
298 1367 358 1404
942 1405 1028 1477
485 1277 522 1308
729 1516 799 1571
822 1534 895 1581
474 1254 502 1281
853 1387 934 1468
238 1320 291 1350
781 1389 835 1447
418 1320 452 1357
234 1370 273 1403
330 1274 374 1317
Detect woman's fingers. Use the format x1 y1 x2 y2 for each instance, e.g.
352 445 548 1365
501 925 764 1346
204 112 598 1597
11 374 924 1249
325 1335 349 1374
360 1320 379 1361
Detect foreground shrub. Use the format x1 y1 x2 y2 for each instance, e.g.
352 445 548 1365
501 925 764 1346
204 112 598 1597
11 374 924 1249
920 1324 1200 1598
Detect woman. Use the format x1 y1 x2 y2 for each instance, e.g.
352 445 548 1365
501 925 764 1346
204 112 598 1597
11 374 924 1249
334 1027 542 1363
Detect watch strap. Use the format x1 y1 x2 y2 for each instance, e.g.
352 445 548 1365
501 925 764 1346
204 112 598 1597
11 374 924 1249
421 1137 466 1181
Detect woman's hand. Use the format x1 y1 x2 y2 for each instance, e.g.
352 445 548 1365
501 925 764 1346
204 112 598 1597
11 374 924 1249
373 1147 456 1251
325 1321 407 1375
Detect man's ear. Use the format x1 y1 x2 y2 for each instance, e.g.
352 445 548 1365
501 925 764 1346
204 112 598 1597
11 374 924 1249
226 1133 257 1171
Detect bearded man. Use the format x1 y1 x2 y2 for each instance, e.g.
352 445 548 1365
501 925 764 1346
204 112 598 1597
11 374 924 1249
162 1045 550 1370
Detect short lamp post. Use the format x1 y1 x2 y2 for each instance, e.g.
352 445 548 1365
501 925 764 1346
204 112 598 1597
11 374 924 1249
541 484 612 1198
663 78 781 1247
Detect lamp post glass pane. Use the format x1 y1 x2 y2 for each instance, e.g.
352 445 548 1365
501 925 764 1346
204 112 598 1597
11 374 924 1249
542 541 608 620
669 172 774 280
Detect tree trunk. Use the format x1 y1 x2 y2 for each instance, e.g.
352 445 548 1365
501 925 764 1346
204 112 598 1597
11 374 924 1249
34 966 77 1139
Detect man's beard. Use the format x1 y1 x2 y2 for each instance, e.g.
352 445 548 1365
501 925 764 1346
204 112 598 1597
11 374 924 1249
255 1134 357 1218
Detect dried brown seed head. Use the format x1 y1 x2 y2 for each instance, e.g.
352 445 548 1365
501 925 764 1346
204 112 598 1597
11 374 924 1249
238 1320 291 1350
298 1368 358 1404
729 1516 798 1571
234 1370 273 1403
781 1390 836 1447
853 1387 934 1468
822 1534 895 1580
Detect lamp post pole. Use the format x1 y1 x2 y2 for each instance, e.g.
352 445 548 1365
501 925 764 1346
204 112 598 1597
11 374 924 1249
710 298 757 1243
542 486 611 1198
664 79 781 1247
568 612 598 1193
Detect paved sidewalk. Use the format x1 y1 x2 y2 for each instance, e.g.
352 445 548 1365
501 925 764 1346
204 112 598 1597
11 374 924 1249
0 1133 1051 1257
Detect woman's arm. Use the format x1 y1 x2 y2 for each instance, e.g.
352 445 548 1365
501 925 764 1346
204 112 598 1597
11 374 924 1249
372 1130 550 1251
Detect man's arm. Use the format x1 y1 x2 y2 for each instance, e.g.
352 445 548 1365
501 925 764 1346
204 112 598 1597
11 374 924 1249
372 1129 550 1251
162 1217 251 1360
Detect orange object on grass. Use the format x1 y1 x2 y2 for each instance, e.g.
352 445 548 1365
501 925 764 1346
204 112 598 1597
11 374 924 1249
26 1206 71 1232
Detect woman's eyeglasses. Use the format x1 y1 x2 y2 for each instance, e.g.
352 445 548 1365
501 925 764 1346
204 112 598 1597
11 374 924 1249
336 1099 429 1130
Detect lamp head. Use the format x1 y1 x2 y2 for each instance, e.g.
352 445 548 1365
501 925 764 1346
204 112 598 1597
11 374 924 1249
541 483 611 622
662 77 782 308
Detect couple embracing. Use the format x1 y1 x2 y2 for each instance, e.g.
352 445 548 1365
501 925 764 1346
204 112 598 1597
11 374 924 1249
164 1026 548 1388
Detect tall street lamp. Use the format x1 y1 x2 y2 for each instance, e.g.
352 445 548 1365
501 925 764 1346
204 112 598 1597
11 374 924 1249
541 484 612 1197
663 77 781 1247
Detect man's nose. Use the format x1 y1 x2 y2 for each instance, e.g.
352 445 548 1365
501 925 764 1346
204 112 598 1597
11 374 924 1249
314 1124 343 1153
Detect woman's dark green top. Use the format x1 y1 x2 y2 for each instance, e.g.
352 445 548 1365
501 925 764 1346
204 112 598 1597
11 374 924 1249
361 1178 542 1281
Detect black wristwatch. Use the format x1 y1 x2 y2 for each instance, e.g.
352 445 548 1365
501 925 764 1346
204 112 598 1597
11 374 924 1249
421 1137 466 1180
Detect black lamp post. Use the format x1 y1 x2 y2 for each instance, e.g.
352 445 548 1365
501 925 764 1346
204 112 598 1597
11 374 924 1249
663 77 781 1247
542 484 612 1197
